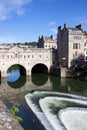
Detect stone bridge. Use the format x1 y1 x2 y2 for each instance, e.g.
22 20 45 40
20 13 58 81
0 45 53 77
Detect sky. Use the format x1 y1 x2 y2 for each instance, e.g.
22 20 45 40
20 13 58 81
0 0 87 43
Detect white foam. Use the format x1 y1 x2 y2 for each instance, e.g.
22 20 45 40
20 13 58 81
39 96 87 130
25 91 87 130
25 93 55 130
59 107 87 130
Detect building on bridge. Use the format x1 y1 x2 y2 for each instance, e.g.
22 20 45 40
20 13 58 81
1 24 87 78
0 45 55 77
37 35 57 49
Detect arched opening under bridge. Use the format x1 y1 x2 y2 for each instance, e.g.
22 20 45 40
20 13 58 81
31 63 48 86
7 64 26 75
31 63 48 74
7 64 26 85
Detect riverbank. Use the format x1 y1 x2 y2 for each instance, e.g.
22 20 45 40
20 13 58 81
0 100 23 130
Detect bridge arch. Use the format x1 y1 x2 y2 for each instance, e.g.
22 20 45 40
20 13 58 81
31 63 48 74
0 46 53 77
6 64 26 76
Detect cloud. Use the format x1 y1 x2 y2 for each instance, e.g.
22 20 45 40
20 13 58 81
48 21 57 37
76 16 87 24
48 21 56 26
0 0 32 20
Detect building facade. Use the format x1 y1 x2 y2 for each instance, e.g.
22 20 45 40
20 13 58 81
38 35 57 49
0 45 54 77
1 24 87 78
57 24 87 68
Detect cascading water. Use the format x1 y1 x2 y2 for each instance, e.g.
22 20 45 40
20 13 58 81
59 107 87 130
25 91 87 130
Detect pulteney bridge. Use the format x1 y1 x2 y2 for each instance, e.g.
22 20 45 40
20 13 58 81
0 45 53 77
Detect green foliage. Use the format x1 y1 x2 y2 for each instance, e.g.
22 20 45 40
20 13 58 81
70 54 87 77
24 41 37 47
15 116 23 122
10 103 23 122
13 41 38 47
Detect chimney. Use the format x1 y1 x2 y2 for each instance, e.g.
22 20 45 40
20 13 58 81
75 24 82 29
58 26 62 30
50 35 53 39
64 23 67 28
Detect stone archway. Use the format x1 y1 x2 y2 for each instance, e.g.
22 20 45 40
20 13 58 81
7 64 26 76
31 63 48 74
6 64 26 87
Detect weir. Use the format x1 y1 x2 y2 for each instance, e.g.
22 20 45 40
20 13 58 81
25 91 87 130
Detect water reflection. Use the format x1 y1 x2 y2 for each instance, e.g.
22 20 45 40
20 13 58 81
31 73 48 86
7 75 26 89
1 71 87 130
0 73 87 101
6 70 26 88
49 76 87 95
7 70 20 82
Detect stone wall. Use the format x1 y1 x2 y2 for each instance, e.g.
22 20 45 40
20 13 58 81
0 100 23 130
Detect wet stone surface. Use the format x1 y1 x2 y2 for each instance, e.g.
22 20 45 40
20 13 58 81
0 100 23 130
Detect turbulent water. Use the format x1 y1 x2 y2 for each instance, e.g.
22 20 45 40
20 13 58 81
25 91 87 130
1 70 87 130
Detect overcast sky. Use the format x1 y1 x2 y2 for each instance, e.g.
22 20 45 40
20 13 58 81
0 0 87 43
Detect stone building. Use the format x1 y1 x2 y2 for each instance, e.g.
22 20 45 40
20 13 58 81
0 45 53 77
57 24 87 68
37 35 57 49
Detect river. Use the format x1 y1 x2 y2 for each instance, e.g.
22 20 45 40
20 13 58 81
0 70 87 130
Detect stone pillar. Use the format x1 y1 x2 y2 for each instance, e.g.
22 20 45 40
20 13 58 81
60 67 70 77
26 69 31 76
1 71 7 78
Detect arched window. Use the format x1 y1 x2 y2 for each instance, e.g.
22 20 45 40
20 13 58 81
28 55 30 58
24 55 26 58
84 42 87 47
7 55 9 58
32 55 34 58
39 55 41 58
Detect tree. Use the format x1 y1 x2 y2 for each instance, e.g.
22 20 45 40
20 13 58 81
69 54 86 77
